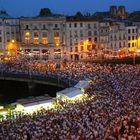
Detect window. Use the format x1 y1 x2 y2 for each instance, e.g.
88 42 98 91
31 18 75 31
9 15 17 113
132 43 134 47
69 23 71 28
33 25 38 30
88 24 91 29
80 41 83 45
81 46 84 51
94 31 97 36
132 29 135 33
0 37 2 42
42 38 48 44
74 23 77 28
42 24 46 29
54 32 59 37
128 29 131 33
123 42 125 47
88 31 92 36
0 30 1 34
42 32 47 37
94 37 97 42
34 32 39 37
128 36 131 40
80 30 83 37
55 24 58 28
54 37 60 47
128 43 131 47
34 38 39 44
25 25 29 30
80 23 83 27
75 46 78 52
94 24 97 28
123 35 125 40
132 36 135 40
88 38 92 41
25 32 30 44
119 42 122 48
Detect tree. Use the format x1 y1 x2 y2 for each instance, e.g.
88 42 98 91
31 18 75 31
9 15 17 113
39 8 53 17
75 11 83 17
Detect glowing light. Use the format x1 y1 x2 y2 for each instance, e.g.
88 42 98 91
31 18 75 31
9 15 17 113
11 40 15 43
0 106 3 110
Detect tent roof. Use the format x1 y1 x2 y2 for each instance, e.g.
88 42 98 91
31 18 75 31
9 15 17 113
57 87 84 98
74 80 89 89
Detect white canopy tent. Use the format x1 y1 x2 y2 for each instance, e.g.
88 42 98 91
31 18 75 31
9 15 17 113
15 97 55 114
57 87 84 101
74 80 90 91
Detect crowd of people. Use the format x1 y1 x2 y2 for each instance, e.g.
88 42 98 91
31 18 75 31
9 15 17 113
0 59 140 139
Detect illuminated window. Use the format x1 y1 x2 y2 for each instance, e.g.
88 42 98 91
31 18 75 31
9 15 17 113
75 46 78 52
25 32 30 44
54 37 60 47
132 42 134 47
54 32 59 37
34 38 39 44
42 38 48 44
80 41 83 45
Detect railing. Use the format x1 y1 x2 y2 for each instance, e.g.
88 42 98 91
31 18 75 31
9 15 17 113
0 71 78 88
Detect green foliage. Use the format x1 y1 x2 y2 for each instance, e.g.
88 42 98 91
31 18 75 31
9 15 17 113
39 8 53 17
75 11 83 17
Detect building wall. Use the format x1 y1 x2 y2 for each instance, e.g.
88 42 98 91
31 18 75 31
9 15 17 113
19 17 140 61
20 17 66 60
126 26 138 51
0 18 20 55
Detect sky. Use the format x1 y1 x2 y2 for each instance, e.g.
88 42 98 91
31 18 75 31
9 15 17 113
1 0 140 17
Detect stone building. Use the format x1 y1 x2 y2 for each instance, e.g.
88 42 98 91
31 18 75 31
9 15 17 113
0 11 20 56
20 16 66 60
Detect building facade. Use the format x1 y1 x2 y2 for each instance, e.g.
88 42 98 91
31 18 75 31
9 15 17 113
20 16 66 60
0 11 20 56
19 16 140 60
